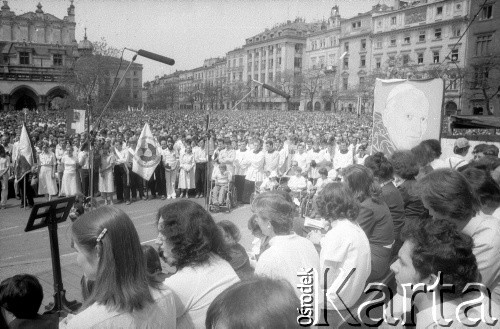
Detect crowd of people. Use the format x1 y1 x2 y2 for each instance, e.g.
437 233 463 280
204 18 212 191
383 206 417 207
0 109 372 209
1 108 500 328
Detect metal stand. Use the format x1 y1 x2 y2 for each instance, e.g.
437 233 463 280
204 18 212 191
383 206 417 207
24 197 80 316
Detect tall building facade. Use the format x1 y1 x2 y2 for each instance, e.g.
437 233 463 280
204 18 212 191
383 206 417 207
145 0 498 115
301 6 341 112
371 0 469 115
0 1 77 111
463 0 500 115
242 18 321 111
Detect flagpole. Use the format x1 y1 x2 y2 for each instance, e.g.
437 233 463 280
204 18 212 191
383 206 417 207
23 176 26 210
23 114 26 210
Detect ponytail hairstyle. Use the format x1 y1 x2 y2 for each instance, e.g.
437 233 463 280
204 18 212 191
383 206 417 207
71 206 156 312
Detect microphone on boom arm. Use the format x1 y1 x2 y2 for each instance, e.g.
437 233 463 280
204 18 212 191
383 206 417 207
252 79 290 100
125 48 175 66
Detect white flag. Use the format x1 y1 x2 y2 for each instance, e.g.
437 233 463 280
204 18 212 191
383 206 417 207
15 124 34 182
132 123 161 180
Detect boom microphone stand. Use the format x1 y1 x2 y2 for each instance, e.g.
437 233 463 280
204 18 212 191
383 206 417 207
87 49 174 209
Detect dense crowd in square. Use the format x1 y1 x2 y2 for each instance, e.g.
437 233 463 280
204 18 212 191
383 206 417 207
1 108 500 328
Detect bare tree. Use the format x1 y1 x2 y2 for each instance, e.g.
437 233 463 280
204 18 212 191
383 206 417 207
463 55 500 115
300 68 325 111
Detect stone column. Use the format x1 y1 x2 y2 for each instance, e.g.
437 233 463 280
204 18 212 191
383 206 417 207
2 94 10 112
38 95 47 111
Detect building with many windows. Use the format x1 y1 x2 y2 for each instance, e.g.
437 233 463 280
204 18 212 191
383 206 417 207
242 18 321 111
371 0 469 116
0 1 77 111
463 0 500 115
144 0 498 116
301 6 342 111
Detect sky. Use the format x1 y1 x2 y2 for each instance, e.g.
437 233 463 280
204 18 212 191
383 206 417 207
11 0 384 82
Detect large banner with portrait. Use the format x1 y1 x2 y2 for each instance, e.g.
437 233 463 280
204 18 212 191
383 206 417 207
371 78 444 155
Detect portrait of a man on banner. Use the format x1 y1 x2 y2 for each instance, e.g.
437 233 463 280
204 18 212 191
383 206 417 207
372 78 444 155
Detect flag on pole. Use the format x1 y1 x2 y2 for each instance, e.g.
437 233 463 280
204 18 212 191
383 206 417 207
132 123 161 180
66 109 86 135
15 124 34 183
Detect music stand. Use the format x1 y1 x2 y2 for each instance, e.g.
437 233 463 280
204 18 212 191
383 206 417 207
24 196 81 315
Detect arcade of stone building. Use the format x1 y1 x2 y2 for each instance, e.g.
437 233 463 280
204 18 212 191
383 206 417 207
0 1 78 111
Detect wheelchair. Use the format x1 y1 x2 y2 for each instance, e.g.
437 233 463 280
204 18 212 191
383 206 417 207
208 179 237 213
300 189 316 218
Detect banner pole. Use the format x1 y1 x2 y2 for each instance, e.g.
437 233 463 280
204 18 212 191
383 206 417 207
23 175 26 210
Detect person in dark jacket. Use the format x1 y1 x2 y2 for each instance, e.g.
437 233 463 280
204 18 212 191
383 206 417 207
364 152 405 257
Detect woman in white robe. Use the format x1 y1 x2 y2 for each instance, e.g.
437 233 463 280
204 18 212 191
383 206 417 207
178 144 195 197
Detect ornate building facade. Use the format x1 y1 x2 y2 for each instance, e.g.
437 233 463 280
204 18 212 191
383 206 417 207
144 0 498 116
0 1 77 111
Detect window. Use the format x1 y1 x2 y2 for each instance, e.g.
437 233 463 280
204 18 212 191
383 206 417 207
391 16 396 25
376 39 382 48
390 37 397 46
451 49 459 61
133 78 139 88
352 21 361 29
448 75 458 90
452 25 461 37
402 54 410 65
476 34 492 56
360 55 366 67
311 57 317 69
269 58 273 68
474 67 488 88
436 6 443 15
294 57 302 69
343 77 348 90
433 51 440 63
19 52 29 65
344 42 349 52
480 5 493 20
434 28 442 39
343 57 349 69
53 54 63 66
319 56 325 68
404 35 411 44
419 31 426 42
361 39 366 50
268 72 273 82
359 76 365 87
375 58 381 68
417 53 424 64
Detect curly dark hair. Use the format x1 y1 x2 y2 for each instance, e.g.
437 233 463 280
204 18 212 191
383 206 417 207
389 150 419 180
315 182 359 222
156 200 229 269
401 219 480 298
364 152 394 181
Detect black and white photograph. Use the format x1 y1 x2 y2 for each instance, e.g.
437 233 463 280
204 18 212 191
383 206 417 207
1 0 500 327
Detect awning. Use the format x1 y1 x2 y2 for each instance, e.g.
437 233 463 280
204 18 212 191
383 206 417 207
450 115 500 129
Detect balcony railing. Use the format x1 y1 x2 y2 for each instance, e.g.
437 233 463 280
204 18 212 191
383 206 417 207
0 65 69 82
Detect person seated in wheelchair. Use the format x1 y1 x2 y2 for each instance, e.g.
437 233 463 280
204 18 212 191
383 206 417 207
287 167 308 200
260 171 279 193
284 160 299 177
211 163 232 206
